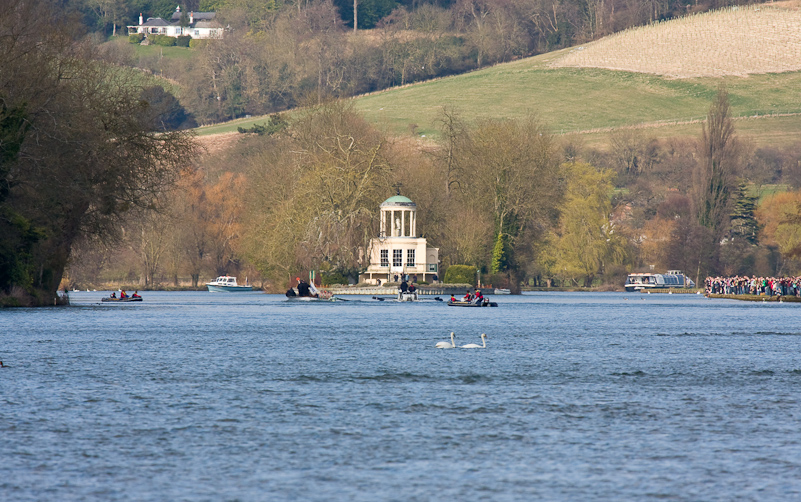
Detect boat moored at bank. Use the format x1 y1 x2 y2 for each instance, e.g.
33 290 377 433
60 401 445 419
625 270 695 292
206 276 253 292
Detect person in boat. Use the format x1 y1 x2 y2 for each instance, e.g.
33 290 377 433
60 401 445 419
462 289 472 302
110 292 117 299
120 290 128 299
399 280 408 293
296 278 317 297
132 291 140 298
450 294 457 303
408 283 416 294
285 286 297 297
474 289 484 304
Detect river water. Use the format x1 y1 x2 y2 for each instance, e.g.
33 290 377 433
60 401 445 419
2 291 800 501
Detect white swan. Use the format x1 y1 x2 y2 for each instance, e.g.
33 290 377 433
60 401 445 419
460 333 487 349
436 332 456 349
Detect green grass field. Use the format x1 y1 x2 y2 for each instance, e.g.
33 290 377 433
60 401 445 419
196 7 801 149
198 52 801 147
132 44 195 61
350 51 801 147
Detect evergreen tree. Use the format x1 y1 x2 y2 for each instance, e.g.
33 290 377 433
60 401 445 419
729 181 759 245
491 232 509 273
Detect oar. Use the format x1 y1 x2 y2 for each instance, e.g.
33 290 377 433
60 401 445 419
372 296 386 301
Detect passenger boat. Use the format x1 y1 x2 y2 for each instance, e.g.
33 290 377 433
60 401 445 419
447 300 498 307
101 296 142 302
206 276 253 292
624 270 695 292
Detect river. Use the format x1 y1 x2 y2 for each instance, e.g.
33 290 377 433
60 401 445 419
2 291 800 500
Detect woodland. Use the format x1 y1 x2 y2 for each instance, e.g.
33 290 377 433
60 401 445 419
4 0 801 305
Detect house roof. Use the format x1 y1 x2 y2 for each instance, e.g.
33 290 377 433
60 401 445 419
170 11 216 22
193 20 222 29
141 18 171 27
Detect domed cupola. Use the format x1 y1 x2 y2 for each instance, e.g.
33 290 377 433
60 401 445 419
380 195 417 237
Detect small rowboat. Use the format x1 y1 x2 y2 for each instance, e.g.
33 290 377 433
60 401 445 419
447 300 497 307
101 296 143 302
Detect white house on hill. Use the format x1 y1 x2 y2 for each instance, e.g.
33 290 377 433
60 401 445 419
359 195 439 284
127 6 223 39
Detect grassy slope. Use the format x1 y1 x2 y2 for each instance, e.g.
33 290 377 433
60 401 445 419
350 51 801 147
132 44 195 61
197 7 801 148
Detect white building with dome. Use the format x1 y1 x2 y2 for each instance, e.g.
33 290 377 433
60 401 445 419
359 195 439 284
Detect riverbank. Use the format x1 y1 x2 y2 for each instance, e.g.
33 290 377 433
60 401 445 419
328 284 472 295
706 293 801 302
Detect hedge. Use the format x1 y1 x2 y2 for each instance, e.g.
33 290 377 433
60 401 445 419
151 35 176 47
443 265 477 285
128 33 144 44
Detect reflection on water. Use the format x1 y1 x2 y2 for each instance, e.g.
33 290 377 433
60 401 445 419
2 292 801 500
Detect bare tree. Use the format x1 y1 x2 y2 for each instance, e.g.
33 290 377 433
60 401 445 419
694 85 738 240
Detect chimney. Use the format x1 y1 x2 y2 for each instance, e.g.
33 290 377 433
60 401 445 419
139 13 143 25
190 11 194 24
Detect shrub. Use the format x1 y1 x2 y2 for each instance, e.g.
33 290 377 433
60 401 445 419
152 35 176 47
128 33 144 44
176 35 191 47
189 39 208 49
237 114 288 135
321 270 348 286
443 265 477 285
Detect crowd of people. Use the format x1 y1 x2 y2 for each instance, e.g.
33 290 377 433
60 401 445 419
705 276 801 297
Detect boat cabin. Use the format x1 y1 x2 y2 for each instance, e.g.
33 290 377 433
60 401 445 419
625 270 695 292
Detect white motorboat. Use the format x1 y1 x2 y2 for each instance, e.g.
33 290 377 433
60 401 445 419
397 291 418 302
494 288 511 295
206 276 253 292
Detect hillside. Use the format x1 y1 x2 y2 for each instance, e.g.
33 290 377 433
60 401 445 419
552 3 801 78
196 2 801 149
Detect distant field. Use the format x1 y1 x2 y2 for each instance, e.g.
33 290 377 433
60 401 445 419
552 4 801 78
349 56 801 144
197 2 801 149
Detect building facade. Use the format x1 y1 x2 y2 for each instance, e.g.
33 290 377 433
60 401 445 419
127 7 223 39
359 195 439 284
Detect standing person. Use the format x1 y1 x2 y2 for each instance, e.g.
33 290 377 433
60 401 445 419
394 274 399 282
297 278 312 297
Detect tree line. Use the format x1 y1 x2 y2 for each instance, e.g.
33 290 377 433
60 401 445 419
0 0 195 306
62 87 801 293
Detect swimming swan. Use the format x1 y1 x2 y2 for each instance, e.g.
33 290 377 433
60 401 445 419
436 332 456 349
460 333 487 349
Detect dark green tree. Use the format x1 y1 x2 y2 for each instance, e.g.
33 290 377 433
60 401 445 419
729 181 759 245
